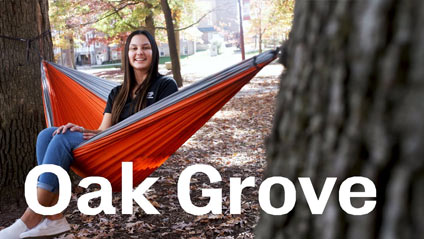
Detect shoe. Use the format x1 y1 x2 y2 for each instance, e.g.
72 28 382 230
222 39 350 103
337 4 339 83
0 219 28 239
19 217 70 238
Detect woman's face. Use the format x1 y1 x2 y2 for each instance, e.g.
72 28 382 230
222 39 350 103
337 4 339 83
128 34 153 73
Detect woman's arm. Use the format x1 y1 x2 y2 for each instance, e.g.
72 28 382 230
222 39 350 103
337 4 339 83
81 113 112 140
98 113 112 131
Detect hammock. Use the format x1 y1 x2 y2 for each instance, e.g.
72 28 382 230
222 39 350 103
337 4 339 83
40 50 278 191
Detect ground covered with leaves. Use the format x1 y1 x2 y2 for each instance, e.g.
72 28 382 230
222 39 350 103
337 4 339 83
0 62 281 238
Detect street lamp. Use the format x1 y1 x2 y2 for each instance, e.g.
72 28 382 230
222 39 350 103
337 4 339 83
238 0 246 60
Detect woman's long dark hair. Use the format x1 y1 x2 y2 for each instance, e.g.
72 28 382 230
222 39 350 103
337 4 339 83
110 30 160 125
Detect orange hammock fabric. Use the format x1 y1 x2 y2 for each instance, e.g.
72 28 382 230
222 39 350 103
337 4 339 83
42 62 105 130
41 50 278 191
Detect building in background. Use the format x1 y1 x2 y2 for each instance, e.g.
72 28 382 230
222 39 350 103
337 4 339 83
75 31 117 66
196 0 239 47
158 39 196 57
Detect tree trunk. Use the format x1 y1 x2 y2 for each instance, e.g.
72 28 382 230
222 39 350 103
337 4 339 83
175 27 180 57
256 0 424 239
160 0 183 87
0 0 53 208
144 3 156 38
145 13 155 38
62 33 75 69
69 35 75 69
172 10 181 58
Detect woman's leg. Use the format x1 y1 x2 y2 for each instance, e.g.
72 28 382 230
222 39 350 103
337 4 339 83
20 188 58 228
19 127 63 229
22 128 83 227
35 127 58 166
36 130 83 192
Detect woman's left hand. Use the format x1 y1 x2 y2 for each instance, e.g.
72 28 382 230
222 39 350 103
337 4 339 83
82 130 98 140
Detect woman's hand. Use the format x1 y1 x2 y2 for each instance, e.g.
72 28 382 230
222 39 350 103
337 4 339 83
53 123 102 140
82 129 100 140
53 123 84 136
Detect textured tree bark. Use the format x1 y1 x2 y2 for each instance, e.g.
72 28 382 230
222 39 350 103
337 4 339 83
255 0 424 239
175 26 180 58
62 34 75 69
160 0 183 87
0 0 53 208
172 10 181 58
144 3 156 38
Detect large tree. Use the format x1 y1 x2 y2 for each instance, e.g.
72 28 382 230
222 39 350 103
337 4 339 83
161 0 183 87
256 0 424 238
0 0 54 207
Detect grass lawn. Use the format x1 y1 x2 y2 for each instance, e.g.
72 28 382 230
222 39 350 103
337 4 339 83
159 55 188 64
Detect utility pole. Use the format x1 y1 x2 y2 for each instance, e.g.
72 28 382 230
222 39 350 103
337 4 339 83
238 0 246 60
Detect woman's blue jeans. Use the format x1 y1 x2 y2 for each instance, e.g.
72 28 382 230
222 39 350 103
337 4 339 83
36 127 84 192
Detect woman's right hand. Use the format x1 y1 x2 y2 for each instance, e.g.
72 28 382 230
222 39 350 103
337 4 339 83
52 123 84 136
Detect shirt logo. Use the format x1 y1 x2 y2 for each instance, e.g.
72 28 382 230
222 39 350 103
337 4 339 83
147 91 154 99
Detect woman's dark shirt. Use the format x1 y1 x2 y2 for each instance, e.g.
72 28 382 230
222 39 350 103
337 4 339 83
104 75 178 122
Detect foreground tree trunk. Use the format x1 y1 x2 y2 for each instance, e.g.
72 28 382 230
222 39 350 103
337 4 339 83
0 0 53 208
256 0 424 239
161 0 183 87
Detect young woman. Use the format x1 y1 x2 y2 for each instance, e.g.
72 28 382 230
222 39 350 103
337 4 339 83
0 30 178 239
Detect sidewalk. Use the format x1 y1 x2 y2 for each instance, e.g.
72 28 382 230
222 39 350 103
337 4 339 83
180 47 282 83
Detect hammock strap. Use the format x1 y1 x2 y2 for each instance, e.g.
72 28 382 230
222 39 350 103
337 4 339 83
0 30 50 64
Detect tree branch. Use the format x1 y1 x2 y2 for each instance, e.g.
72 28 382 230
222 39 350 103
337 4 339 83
106 1 139 30
67 1 139 29
156 9 214 32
